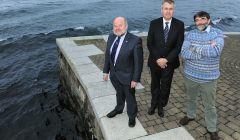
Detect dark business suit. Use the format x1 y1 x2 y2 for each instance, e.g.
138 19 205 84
147 17 184 108
103 32 143 119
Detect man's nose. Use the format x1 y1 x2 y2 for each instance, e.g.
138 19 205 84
197 21 204 24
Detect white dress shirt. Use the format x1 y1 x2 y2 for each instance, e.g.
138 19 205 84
163 18 172 30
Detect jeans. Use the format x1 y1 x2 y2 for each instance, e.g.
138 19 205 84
185 77 218 132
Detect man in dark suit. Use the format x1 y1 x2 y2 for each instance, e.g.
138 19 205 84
103 17 143 127
147 0 184 117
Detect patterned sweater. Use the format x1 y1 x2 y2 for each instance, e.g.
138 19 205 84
181 26 224 83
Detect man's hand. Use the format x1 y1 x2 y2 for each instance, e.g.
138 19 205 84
156 58 168 69
131 81 138 88
210 41 217 47
103 73 109 81
188 47 194 51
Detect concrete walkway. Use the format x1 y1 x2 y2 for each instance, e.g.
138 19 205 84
57 32 240 140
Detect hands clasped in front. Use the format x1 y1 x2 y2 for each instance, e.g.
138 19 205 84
156 58 168 69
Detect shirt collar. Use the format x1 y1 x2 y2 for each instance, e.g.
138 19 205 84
163 18 172 26
205 25 211 33
197 25 211 33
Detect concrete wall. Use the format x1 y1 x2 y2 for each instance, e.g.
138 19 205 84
59 50 104 140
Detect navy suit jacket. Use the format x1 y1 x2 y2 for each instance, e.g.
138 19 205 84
147 17 184 70
103 32 143 85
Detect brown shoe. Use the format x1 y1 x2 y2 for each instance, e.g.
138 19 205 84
179 116 194 125
208 131 219 140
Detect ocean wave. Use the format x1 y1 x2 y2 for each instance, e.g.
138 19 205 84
212 18 222 25
185 16 238 31
0 27 102 45
130 30 141 34
212 15 238 25
74 26 85 30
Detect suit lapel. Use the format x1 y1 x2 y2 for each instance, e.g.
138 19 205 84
107 34 117 65
108 34 116 50
115 32 130 66
158 18 165 46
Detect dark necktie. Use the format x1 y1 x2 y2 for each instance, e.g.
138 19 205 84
164 22 169 43
111 37 121 62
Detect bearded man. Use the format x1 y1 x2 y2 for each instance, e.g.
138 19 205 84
180 11 224 140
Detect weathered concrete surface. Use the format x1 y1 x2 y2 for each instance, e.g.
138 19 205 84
133 127 194 140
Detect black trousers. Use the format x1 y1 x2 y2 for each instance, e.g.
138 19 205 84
110 75 137 119
150 66 174 108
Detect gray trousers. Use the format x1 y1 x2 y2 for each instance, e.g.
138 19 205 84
184 77 218 132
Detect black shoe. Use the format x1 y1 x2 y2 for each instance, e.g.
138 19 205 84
208 131 219 140
106 110 122 118
128 118 136 127
179 116 194 125
158 107 164 117
148 106 156 115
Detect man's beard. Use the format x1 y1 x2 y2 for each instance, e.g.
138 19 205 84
113 29 127 36
197 24 208 31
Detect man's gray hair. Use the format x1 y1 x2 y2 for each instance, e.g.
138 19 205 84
162 0 175 5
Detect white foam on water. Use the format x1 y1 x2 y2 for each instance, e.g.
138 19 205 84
75 26 85 30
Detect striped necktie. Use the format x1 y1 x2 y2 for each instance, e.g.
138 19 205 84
164 22 169 43
111 37 121 62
